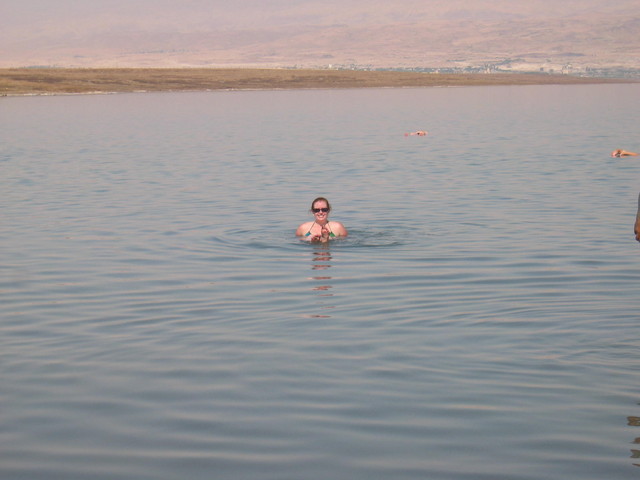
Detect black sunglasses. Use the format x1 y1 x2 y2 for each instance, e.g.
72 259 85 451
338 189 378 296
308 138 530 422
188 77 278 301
312 208 330 213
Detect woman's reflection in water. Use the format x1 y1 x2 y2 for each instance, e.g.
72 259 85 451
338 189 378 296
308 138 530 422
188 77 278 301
308 243 334 318
628 416 640 468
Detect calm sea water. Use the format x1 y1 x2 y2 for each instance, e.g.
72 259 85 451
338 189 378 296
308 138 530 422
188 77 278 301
2 83 640 480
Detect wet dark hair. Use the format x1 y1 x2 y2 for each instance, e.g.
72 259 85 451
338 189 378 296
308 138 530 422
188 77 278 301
310 197 331 213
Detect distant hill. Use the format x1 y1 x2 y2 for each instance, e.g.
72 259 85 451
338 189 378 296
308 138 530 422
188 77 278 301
2 0 638 74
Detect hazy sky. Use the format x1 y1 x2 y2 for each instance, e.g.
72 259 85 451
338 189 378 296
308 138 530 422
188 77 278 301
2 0 638 68
5 0 635 31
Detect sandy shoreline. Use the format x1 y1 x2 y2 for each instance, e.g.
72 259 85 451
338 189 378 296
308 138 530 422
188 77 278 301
0 68 634 96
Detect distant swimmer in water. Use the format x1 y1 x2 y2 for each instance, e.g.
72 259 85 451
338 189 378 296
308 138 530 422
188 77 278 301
611 149 639 157
635 192 640 243
296 197 348 243
405 130 428 136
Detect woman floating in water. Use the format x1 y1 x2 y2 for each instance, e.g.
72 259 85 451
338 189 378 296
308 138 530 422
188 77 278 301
611 149 638 157
296 197 348 243
635 193 640 243
405 130 428 136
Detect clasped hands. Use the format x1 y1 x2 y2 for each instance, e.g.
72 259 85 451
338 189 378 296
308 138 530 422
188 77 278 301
310 226 331 243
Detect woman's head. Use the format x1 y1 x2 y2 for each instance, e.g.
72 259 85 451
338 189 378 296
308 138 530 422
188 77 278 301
310 197 331 215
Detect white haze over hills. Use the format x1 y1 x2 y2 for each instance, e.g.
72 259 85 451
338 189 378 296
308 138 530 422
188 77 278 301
2 0 639 74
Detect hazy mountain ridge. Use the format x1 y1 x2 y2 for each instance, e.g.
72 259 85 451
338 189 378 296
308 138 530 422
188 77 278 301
2 1 638 73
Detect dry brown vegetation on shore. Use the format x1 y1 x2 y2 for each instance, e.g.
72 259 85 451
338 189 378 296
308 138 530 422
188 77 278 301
0 68 632 95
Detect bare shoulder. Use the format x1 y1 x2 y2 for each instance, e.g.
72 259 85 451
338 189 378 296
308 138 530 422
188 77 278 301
330 221 348 236
296 221 313 236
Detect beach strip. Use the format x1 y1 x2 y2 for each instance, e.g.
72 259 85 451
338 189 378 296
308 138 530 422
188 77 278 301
0 68 634 96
